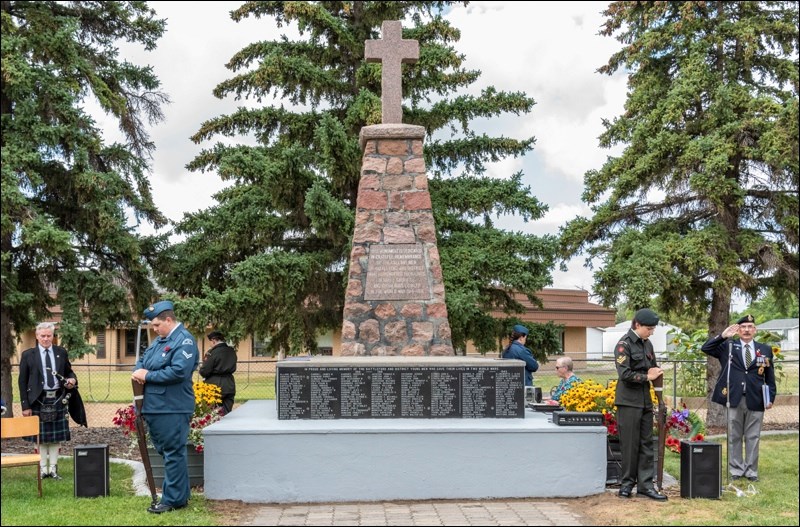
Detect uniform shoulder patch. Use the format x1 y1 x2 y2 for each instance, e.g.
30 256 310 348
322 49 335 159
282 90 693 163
182 338 193 346
182 350 194 359
616 354 626 365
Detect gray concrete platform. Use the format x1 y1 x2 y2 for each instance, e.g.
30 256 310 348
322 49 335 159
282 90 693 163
203 400 606 503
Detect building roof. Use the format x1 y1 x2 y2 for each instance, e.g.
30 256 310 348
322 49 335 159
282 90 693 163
758 318 799 330
495 289 616 328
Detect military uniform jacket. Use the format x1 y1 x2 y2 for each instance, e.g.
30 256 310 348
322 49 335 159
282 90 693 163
700 335 776 411
199 342 237 396
135 323 198 414
502 341 539 386
614 329 658 408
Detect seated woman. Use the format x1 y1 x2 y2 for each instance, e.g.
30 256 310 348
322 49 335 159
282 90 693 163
550 356 582 403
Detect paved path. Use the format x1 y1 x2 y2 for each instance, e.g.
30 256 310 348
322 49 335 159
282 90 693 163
242 499 587 526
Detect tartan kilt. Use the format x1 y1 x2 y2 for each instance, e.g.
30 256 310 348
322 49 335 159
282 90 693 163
24 402 71 443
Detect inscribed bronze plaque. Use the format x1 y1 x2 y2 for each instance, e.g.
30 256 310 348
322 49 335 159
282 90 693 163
364 244 431 300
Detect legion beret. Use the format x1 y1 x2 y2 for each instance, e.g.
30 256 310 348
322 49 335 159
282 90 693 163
512 324 529 336
207 331 225 341
737 314 756 325
143 300 174 321
634 308 660 326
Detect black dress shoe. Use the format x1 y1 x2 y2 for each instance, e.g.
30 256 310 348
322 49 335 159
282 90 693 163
747 476 759 482
638 488 668 501
618 486 632 498
148 503 178 514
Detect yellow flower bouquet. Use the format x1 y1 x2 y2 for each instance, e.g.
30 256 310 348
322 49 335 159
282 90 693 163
189 381 224 452
560 380 658 439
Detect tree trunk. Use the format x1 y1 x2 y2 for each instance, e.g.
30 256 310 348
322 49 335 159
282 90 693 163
705 285 731 428
1 304 15 417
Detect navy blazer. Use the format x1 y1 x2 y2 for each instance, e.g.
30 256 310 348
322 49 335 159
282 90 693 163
700 335 777 412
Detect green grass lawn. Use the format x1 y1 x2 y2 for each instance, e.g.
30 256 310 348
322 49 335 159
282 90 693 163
0 462 215 526
648 434 800 526
2 434 797 526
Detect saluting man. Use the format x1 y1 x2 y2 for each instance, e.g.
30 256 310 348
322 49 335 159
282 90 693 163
701 314 776 482
614 308 668 501
132 301 199 514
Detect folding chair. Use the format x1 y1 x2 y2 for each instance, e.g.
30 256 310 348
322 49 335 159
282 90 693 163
1 415 43 497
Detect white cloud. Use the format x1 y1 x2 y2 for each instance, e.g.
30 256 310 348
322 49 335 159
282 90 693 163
93 2 630 293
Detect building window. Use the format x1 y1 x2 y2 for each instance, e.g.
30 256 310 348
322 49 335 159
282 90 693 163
315 347 333 356
252 333 271 357
121 328 147 358
96 332 106 359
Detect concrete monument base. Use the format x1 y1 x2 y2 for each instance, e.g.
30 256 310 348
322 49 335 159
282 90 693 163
203 400 606 503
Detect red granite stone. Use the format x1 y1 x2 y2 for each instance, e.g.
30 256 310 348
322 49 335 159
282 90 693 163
374 303 397 319
357 190 388 210
403 192 432 210
359 319 380 343
427 303 448 318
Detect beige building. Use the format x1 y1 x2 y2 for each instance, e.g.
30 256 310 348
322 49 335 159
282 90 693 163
14 288 614 366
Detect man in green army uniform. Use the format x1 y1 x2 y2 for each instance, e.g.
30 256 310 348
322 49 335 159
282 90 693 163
614 308 668 501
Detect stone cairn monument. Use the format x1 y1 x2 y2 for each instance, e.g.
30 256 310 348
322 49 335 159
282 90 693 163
341 20 454 357
275 21 524 421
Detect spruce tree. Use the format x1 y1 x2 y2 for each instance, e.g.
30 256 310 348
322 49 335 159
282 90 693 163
1 1 168 411
560 1 798 425
156 1 559 357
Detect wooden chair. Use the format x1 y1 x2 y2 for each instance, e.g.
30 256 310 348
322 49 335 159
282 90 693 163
1 415 43 497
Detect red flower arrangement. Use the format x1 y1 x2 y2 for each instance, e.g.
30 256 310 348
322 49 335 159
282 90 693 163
664 405 706 453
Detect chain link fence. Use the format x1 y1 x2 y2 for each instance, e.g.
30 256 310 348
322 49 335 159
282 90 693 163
6 354 798 427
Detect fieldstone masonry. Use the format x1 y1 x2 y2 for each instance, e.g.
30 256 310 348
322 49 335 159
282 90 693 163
341 124 454 356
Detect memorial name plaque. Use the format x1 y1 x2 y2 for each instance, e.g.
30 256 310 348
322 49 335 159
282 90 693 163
363 244 431 300
276 357 525 419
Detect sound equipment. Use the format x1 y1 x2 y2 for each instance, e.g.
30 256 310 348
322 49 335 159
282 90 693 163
527 403 563 412
551 411 604 426
74 444 109 498
680 441 721 499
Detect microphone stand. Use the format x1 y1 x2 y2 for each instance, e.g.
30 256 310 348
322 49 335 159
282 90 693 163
725 339 733 487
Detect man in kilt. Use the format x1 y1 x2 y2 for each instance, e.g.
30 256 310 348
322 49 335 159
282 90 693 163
19 322 86 479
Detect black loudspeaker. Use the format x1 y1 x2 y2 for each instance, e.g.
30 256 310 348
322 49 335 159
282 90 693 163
74 444 109 498
680 441 721 499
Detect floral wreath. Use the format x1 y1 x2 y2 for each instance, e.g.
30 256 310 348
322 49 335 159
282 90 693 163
664 404 705 453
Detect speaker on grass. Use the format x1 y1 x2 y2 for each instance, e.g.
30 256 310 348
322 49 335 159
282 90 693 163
74 444 109 498
680 441 721 499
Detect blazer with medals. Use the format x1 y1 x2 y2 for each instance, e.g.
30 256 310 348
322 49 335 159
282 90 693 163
700 335 777 411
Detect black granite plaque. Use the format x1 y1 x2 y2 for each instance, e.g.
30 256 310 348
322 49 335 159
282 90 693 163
276 363 524 419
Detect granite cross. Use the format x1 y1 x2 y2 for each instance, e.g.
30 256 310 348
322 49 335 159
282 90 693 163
364 20 419 124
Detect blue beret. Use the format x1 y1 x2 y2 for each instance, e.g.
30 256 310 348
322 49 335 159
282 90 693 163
634 308 659 326
512 324 529 336
143 300 174 321
737 314 755 325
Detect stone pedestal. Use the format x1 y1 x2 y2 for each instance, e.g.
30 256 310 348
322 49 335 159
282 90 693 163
342 124 453 356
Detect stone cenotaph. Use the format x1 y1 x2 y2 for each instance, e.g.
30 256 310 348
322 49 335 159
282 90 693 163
341 20 454 357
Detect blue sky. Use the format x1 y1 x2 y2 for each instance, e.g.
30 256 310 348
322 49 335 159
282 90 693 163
100 2 639 300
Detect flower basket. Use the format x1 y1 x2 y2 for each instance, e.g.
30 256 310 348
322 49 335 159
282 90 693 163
113 380 225 456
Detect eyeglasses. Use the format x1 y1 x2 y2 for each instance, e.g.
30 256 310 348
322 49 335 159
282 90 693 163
555 365 565 370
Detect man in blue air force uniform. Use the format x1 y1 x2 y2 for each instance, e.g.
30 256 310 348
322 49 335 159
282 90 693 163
701 314 776 482
132 300 199 514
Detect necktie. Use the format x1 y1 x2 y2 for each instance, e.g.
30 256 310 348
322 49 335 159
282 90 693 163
44 349 56 388
745 344 752 369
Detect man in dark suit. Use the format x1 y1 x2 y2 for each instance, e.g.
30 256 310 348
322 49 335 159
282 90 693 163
701 314 777 482
18 322 81 479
